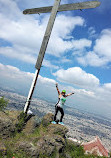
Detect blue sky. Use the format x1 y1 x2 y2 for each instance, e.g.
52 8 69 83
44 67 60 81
0 0 111 119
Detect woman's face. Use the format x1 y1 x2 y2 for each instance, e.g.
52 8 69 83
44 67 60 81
62 92 65 96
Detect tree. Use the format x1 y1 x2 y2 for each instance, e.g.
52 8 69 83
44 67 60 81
0 96 8 111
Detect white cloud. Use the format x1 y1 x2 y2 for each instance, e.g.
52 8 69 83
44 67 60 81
0 63 33 80
0 46 58 69
0 63 56 94
47 15 85 56
43 59 59 69
77 51 108 67
53 67 100 89
52 15 84 39
88 27 97 38
60 57 71 63
0 46 36 64
77 29 111 67
0 0 86 63
1 0 111 69
94 29 111 58
0 63 97 100
103 83 111 92
72 38 92 55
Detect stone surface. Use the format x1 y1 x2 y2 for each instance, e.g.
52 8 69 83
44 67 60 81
36 134 65 156
17 134 65 157
17 141 38 158
0 111 74 158
23 115 41 134
48 124 68 137
42 113 54 126
0 111 15 138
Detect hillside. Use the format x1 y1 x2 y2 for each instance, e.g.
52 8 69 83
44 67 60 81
0 110 108 158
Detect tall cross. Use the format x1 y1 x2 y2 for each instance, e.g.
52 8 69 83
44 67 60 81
23 0 100 114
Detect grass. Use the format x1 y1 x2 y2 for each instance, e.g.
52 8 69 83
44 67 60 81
59 139 107 158
0 143 28 158
0 111 108 158
1 131 107 158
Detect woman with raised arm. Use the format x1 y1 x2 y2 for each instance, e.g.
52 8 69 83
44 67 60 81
52 83 74 125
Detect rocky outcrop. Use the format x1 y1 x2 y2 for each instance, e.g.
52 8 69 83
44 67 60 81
16 114 68 157
17 141 38 158
15 113 69 157
42 113 54 126
48 124 68 137
36 134 65 155
0 111 15 138
23 115 41 134
17 134 65 158
0 111 85 158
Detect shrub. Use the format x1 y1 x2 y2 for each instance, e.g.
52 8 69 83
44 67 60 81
0 96 8 111
15 112 27 133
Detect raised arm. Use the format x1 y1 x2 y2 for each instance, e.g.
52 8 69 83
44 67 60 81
56 83 60 95
66 92 74 97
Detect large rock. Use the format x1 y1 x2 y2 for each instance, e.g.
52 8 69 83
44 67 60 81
48 124 68 137
17 141 38 158
0 111 15 138
17 134 65 158
42 113 54 126
23 115 41 134
36 134 65 156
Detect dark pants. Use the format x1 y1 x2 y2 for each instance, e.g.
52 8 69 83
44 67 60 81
54 106 64 122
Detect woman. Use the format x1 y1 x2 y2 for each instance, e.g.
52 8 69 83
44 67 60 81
52 83 74 125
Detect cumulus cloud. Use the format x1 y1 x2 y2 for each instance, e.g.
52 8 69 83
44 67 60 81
0 46 58 69
72 38 92 56
0 0 86 66
77 29 111 67
0 63 56 98
103 83 111 92
77 51 109 67
88 27 97 38
72 39 92 51
94 29 111 58
46 15 85 56
0 63 98 100
53 67 100 89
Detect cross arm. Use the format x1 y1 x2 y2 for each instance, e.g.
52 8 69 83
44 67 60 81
23 1 101 15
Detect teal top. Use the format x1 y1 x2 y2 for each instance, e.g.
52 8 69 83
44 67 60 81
57 96 66 108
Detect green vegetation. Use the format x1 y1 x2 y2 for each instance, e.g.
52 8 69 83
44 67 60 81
1 137 107 158
0 111 108 158
0 96 8 111
15 111 27 133
0 147 28 158
0 124 48 158
60 140 107 158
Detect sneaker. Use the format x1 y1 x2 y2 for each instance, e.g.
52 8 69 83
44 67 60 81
27 109 33 115
58 122 64 125
51 121 56 124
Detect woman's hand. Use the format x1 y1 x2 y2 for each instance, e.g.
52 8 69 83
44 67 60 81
56 83 58 87
55 83 60 95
